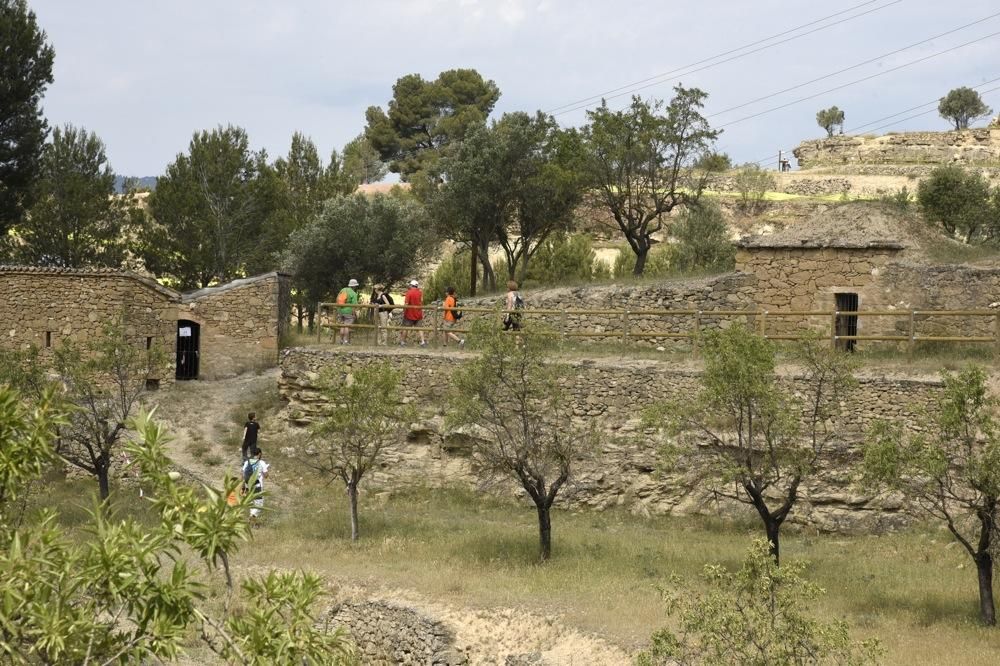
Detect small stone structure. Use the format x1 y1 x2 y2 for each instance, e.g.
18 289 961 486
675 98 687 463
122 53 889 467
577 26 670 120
793 128 1000 169
0 266 291 381
328 600 467 665
281 347 947 532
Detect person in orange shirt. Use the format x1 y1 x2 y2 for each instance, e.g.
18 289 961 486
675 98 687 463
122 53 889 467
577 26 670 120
441 286 466 348
400 279 426 347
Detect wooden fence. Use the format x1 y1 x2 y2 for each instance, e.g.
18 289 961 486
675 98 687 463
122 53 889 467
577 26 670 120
315 302 1000 353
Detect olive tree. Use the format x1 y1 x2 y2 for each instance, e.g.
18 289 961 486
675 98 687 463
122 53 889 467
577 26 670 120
581 87 719 276
638 539 881 665
309 362 413 541
448 323 593 562
815 106 845 137
649 326 856 564
864 366 1000 626
938 87 992 130
733 163 776 215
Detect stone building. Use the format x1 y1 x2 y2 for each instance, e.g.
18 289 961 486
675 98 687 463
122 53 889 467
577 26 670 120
0 266 291 382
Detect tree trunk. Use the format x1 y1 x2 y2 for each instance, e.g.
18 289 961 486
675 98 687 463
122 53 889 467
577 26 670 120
97 466 110 501
307 308 315 333
470 243 478 297
766 519 781 565
536 502 552 562
632 246 649 276
347 482 359 541
976 553 996 626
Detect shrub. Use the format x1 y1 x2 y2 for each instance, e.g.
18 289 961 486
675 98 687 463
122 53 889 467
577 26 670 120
612 244 672 278
426 250 476 301
917 165 996 243
525 233 602 285
733 164 775 215
668 203 735 274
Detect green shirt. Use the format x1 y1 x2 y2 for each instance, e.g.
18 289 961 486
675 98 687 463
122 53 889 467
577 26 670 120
338 288 358 316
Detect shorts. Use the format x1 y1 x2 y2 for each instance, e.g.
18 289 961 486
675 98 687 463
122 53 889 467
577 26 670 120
402 318 421 327
250 497 264 518
503 315 522 331
444 320 460 329
337 313 355 325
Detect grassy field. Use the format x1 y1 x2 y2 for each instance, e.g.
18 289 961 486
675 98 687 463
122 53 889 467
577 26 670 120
40 463 1000 664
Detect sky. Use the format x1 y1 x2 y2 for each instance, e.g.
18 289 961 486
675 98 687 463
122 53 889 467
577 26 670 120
28 0 1000 177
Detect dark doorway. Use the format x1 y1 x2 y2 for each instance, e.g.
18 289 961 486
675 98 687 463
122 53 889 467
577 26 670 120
835 293 859 352
176 320 200 380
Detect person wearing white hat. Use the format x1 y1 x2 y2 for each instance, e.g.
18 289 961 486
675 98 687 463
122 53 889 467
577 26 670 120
400 279 426 347
336 278 360 344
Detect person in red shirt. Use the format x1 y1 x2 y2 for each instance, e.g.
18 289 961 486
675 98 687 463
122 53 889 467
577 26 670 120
400 279 426 347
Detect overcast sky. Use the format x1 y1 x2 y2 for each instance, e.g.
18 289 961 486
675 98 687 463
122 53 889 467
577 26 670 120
29 0 1000 176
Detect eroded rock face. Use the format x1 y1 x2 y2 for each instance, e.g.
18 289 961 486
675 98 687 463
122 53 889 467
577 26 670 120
281 348 943 533
793 129 1000 169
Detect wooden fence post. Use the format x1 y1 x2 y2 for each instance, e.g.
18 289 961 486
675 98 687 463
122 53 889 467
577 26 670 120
830 311 838 350
908 310 916 358
693 310 702 355
623 310 631 345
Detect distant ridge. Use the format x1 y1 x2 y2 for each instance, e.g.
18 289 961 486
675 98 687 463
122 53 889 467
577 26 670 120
113 175 158 193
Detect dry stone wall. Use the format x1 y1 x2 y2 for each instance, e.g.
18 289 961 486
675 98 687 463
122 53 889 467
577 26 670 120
280 348 945 532
0 267 177 382
181 272 291 379
328 600 467 665
793 129 1000 169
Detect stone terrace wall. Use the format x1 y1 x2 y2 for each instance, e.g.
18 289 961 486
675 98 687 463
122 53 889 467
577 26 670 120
281 348 945 532
793 129 1000 169
0 267 178 381
453 272 757 348
328 600 467 665
181 272 291 379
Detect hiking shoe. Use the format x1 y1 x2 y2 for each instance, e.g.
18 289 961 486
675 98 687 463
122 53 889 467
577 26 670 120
459 339 465 348
419 341 427 347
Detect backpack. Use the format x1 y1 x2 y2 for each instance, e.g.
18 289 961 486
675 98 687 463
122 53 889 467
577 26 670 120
513 293 525 310
336 289 349 306
242 459 261 493
452 298 463 321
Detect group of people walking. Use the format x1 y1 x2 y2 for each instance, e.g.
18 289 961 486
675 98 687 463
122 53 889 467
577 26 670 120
332 278 525 347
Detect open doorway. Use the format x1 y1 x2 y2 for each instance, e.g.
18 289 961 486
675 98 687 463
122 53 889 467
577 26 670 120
834 293 858 352
176 320 200 380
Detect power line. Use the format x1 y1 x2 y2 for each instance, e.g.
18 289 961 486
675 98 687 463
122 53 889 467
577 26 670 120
546 0 902 117
715 30 1000 130
709 12 1000 118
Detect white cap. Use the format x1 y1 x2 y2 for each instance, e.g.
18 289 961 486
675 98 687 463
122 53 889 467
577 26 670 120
348 278 359 287
409 279 419 287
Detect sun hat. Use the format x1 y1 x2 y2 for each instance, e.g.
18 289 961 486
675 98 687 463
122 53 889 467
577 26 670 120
348 278 359 287
409 279 419 287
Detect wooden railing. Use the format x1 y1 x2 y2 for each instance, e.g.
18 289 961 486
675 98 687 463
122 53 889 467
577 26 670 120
314 302 1000 353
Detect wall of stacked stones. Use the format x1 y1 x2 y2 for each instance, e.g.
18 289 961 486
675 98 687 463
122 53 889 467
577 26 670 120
181 274 290 379
449 272 758 349
0 270 177 382
327 600 467 665
793 129 1000 168
280 348 944 532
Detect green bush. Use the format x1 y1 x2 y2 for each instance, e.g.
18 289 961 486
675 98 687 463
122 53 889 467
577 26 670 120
525 233 604 285
917 165 997 243
612 244 673 278
426 251 475 301
668 203 735 274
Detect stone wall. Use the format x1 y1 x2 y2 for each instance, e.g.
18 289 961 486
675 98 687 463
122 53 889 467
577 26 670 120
453 273 758 348
328 600 467 665
280 348 947 532
0 267 178 382
181 272 291 379
793 129 1000 169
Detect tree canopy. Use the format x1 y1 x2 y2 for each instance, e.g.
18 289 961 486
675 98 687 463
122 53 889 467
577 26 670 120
143 125 271 289
364 68 500 191
581 88 719 276
0 0 55 235
938 87 992 130
282 191 434 310
16 124 137 268
815 106 845 137
917 165 997 243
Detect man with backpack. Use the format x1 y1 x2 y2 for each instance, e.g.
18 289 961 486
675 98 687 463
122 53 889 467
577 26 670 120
242 447 270 526
503 280 525 332
371 284 395 346
442 286 466 348
336 278 360 345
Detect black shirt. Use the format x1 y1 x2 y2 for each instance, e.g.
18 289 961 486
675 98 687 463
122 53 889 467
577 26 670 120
243 421 260 447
